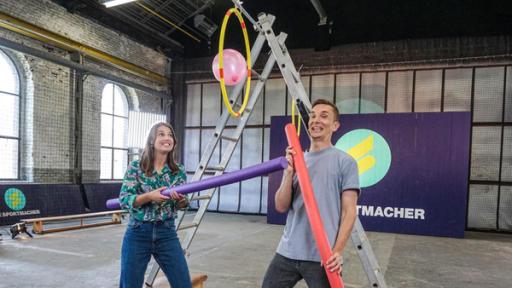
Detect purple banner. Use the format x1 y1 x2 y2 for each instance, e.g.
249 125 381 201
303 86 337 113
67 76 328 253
268 112 471 238
0 184 85 226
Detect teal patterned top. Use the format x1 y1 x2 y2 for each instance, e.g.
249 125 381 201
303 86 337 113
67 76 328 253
119 160 187 222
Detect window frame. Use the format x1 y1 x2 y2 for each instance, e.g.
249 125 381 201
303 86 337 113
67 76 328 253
0 49 22 180
100 83 129 180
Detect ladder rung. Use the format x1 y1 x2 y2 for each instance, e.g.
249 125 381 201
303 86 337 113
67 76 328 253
178 222 198 231
251 69 263 80
220 134 239 142
205 165 225 172
191 194 212 201
232 103 252 113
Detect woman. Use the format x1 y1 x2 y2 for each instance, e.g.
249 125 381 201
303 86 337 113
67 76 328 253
119 122 191 288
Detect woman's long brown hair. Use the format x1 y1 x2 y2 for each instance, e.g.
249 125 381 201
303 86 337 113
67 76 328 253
140 122 180 176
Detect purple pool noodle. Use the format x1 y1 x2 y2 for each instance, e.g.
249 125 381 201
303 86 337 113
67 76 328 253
106 156 288 209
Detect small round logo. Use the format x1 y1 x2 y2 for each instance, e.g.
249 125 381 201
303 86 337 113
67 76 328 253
4 188 26 211
335 129 391 188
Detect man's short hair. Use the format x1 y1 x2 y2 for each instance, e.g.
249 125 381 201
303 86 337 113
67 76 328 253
312 99 340 119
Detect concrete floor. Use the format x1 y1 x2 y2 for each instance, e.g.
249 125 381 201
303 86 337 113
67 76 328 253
0 213 511 288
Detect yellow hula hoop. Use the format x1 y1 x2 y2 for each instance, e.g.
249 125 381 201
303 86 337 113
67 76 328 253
218 8 252 118
291 99 301 136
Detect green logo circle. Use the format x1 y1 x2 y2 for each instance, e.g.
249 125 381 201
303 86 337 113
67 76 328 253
4 188 26 211
335 129 391 188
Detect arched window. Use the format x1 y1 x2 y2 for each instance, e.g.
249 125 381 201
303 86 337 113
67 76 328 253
0 49 21 179
101 83 128 180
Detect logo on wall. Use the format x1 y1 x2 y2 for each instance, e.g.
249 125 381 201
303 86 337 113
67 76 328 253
335 129 391 188
4 188 26 211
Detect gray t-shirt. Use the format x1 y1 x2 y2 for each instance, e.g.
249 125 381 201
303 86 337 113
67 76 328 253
276 146 360 262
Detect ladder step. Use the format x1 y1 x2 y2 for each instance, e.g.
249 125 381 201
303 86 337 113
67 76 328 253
191 194 212 201
251 69 265 81
233 103 252 113
220 134 239 142
178 222 199 231
205 165 225 172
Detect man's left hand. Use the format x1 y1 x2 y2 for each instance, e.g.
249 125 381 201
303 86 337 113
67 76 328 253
325 251 343 274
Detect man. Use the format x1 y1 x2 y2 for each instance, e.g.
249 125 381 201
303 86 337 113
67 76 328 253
262 99 360 287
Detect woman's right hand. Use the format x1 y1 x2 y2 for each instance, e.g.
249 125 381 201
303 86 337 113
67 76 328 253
285 146 296 174
146 187 170 203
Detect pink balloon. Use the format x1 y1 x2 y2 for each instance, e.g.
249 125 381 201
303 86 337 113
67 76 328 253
212 49 247 86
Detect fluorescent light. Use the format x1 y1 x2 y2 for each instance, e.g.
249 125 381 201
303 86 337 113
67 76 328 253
103 0 137 8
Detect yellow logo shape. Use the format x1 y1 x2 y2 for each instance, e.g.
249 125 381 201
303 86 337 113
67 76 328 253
347 135 376 175
336 129 391 188
11 196 20 207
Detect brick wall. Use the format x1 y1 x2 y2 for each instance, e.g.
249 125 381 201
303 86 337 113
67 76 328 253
185 35 512 81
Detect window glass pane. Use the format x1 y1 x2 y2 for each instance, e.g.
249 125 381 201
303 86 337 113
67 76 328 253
262 128 270 214
467 184 498 230
505 67 512 122
263 127 270 160
361 73 385 113
471 126 501 181
218 182 239 212
265 78 286 124
336 73 360 114
100 148 112 179
387 71 413 113
242 128 263 167
240 128 263 213
113 149 128 179
113 85 129 117
502 127 512 182
311 74 334 104
302 75 311 100
186 84 201 126
415 70 442 112
444 68 471 111
184 129 200 172
102 84 114 114
474 67 504 122
261 176 268 214
247 79 264 125
0 50 19 94
0 138 18 178
499 186 512 231
202 83 220 126
0 93 19 137
113 116 128 148
101 114 113 147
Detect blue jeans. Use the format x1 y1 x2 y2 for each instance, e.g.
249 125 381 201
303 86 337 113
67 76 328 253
262 253 330 288
120 219 191 288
